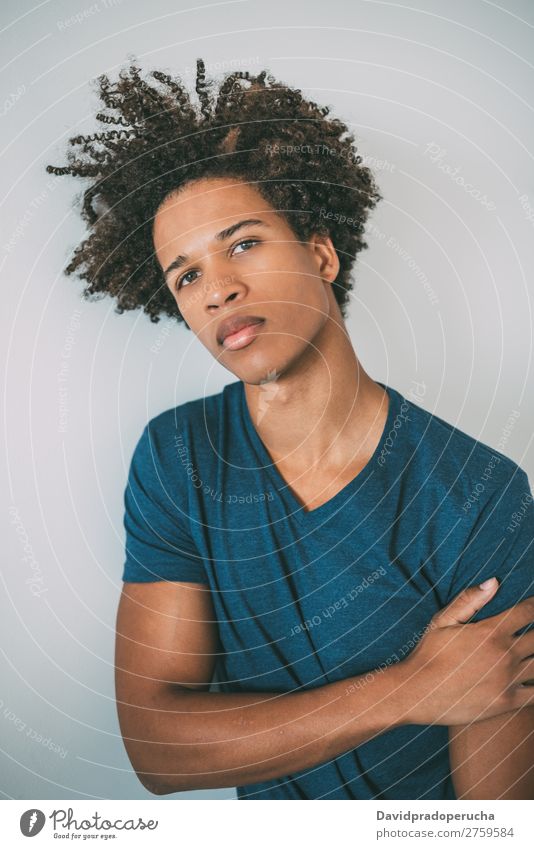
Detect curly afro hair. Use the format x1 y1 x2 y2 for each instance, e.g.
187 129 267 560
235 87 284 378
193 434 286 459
46 58 383 325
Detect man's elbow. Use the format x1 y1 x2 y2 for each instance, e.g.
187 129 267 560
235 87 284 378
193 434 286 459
136 770 190 796
119 718 200 794
140 779 168 796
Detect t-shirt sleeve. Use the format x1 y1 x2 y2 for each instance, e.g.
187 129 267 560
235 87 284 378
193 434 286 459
122 423 207 584
447 462 534 634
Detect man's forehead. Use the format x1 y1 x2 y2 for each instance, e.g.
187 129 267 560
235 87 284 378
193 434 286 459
154 183 279 248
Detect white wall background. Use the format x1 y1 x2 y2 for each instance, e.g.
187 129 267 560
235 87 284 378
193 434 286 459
1 0 533 800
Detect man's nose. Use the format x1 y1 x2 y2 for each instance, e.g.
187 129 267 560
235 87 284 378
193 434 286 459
204 268 247 307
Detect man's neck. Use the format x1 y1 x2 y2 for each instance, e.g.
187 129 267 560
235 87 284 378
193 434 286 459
243 310 388 473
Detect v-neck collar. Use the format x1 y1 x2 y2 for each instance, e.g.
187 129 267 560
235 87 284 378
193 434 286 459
237 378 400 526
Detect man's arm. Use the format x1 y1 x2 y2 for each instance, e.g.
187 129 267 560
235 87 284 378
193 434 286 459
449 708 534 799
115 580 534 795
114 580 410 794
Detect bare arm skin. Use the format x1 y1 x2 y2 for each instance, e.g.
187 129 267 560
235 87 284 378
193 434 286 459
449 708 534 799
114 579 534 795
448 603 534 800
114 581 410 794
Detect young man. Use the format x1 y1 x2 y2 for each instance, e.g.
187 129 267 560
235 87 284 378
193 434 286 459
47 60 534 800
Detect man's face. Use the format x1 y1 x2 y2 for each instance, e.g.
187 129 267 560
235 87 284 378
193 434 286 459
153 176 340 385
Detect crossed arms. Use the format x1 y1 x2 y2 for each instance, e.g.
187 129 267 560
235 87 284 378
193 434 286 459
115 581 534 797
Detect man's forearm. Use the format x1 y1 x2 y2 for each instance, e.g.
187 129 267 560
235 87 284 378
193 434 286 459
449 708 534 799
118 662 412 794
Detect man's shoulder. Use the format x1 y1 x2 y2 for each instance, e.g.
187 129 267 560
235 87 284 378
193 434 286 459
397 388 530 507
141 380 240 460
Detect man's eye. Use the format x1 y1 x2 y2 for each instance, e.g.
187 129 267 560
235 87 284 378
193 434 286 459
232 238 259 255
177 269 199 289
176 239 259 290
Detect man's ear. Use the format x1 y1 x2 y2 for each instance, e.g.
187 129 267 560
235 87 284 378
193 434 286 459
308 232 340 284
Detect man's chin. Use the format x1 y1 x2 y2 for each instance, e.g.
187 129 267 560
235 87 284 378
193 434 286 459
217 337 310 385
232 369 281 387
223 358 285 387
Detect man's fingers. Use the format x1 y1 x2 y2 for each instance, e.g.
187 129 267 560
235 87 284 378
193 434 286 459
511 630 534 660
512 657 534 687
487 596 534 636
512 682 534 711
432 578 499 628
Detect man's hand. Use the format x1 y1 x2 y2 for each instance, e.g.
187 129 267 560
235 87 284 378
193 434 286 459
398 578 534 726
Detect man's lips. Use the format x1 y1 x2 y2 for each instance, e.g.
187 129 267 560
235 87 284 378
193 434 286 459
221 319 266 351
216 314 266 349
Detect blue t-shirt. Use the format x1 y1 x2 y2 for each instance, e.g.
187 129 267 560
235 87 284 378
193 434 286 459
122 379 534 800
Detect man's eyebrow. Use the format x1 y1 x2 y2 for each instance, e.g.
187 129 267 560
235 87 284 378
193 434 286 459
163 218 269 280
